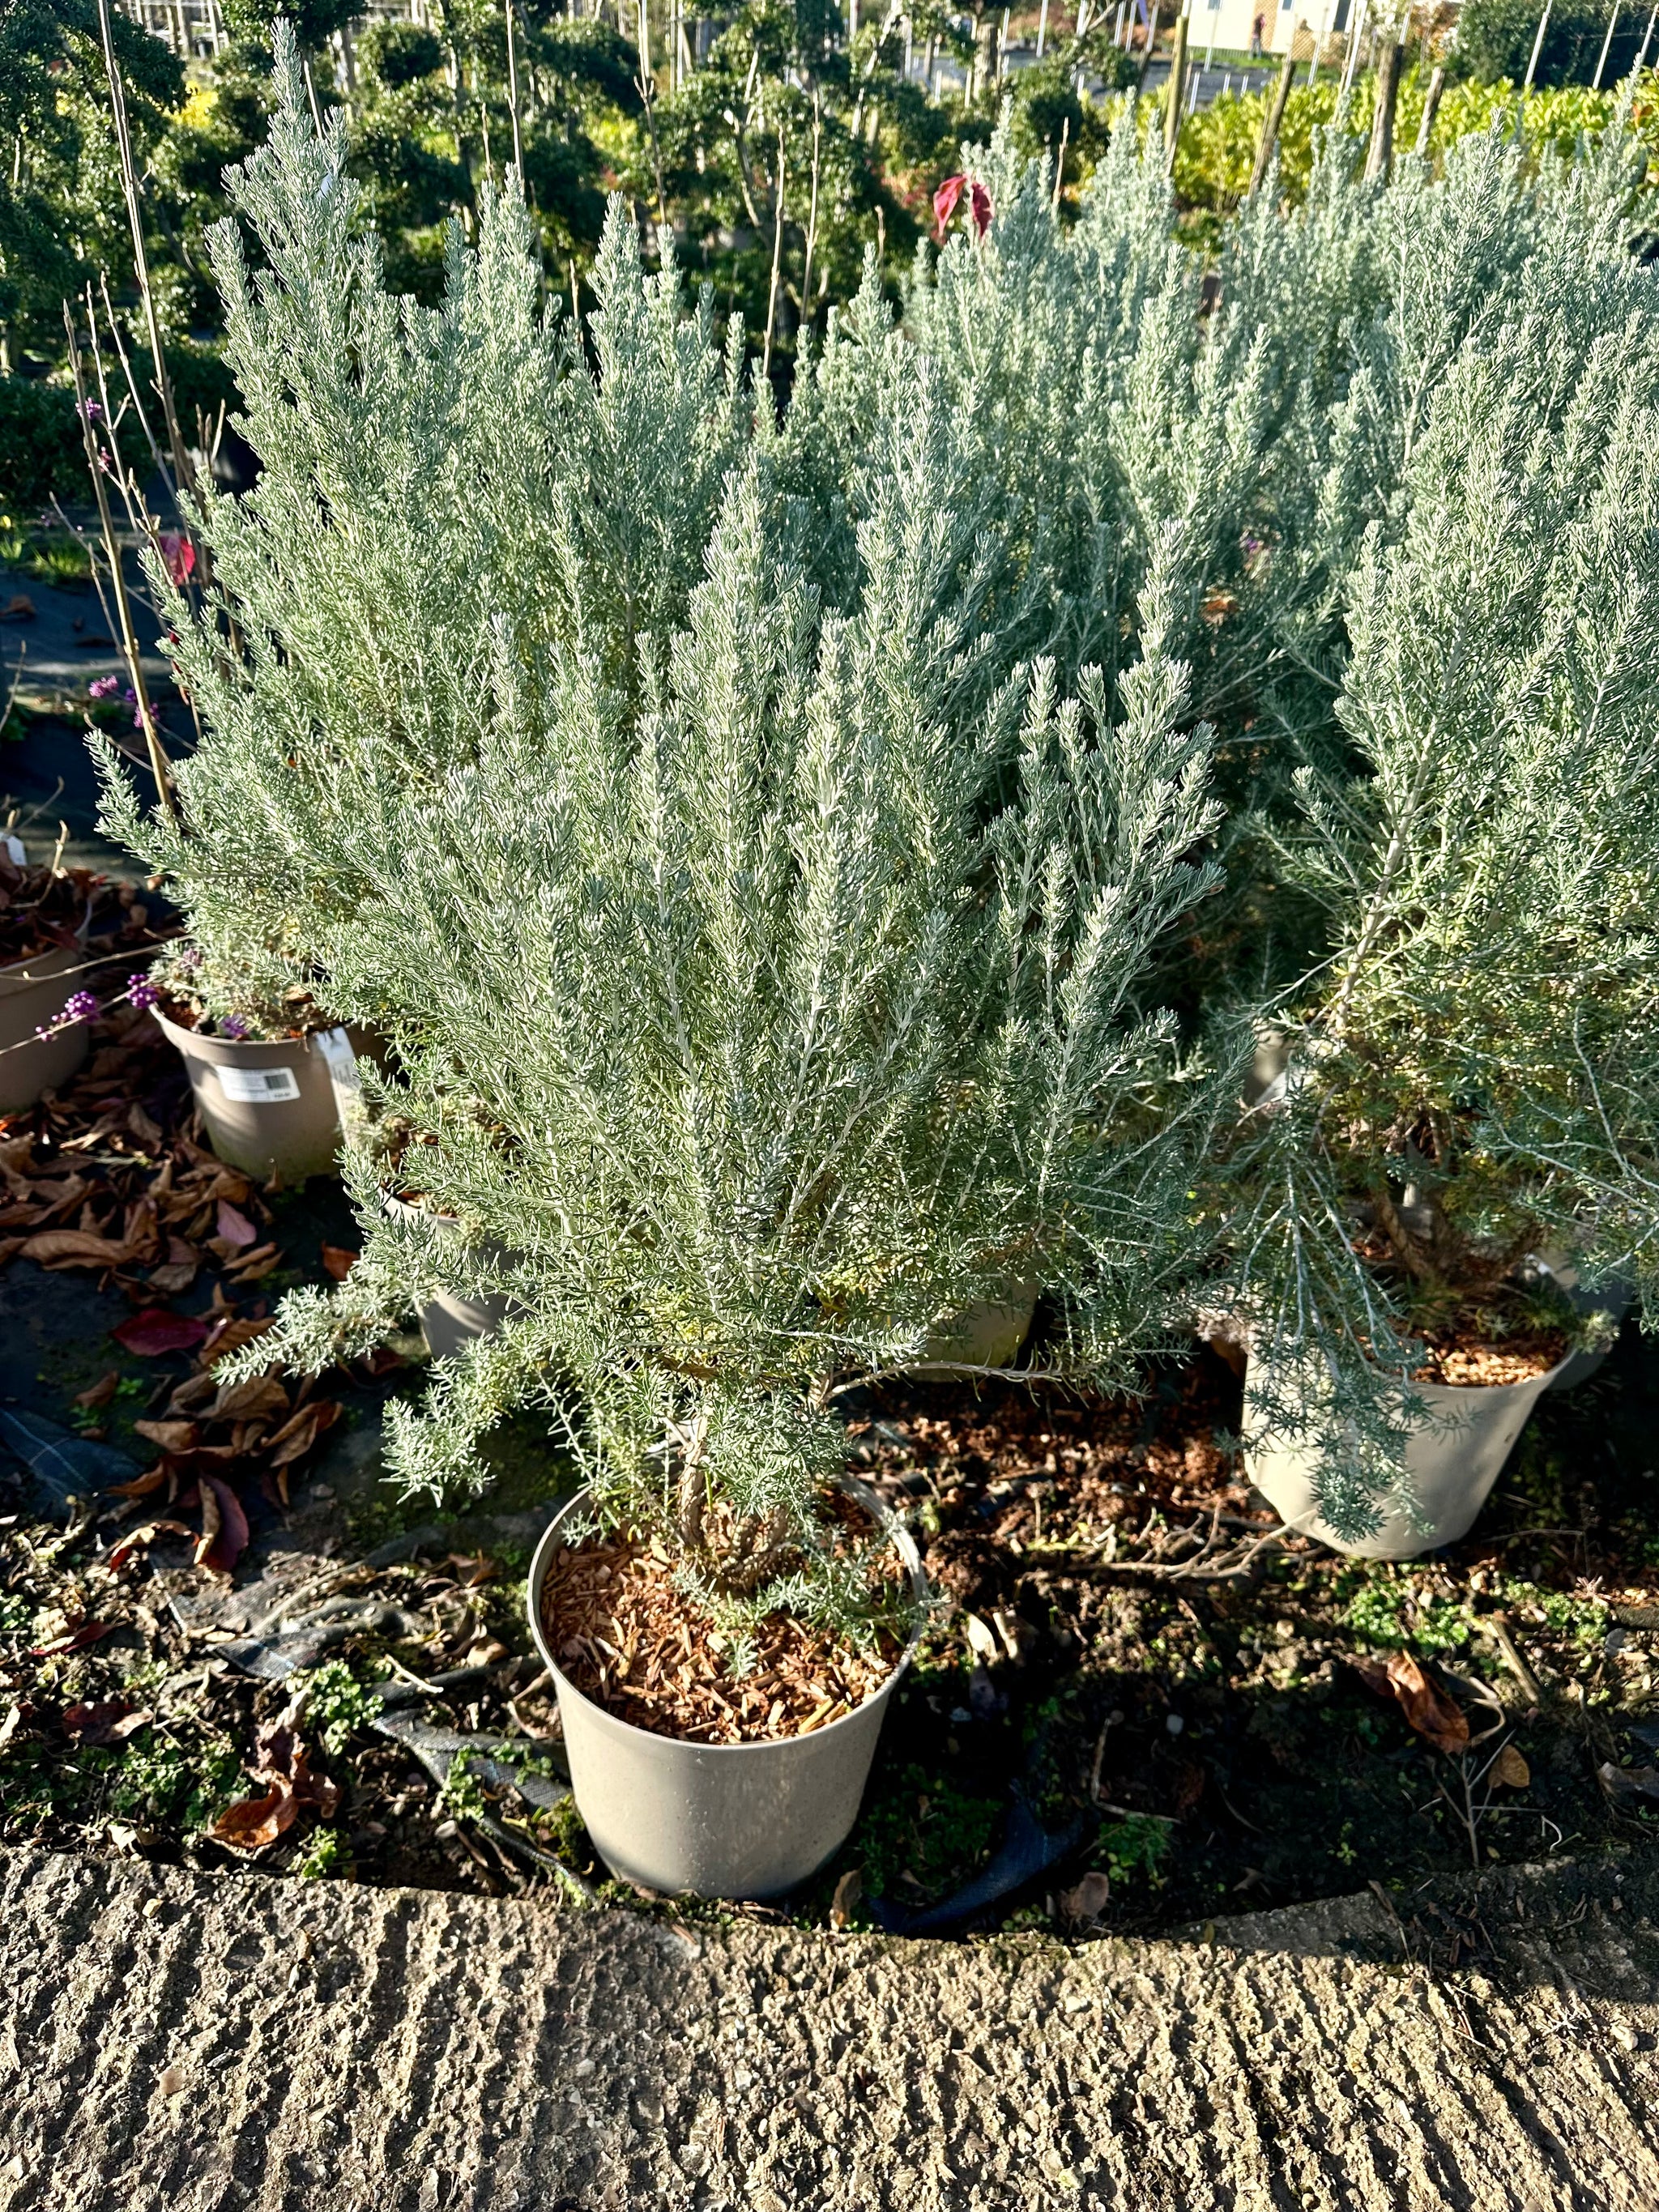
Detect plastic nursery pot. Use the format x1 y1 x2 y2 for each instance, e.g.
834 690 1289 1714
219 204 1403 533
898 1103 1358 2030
1243 1345 1578 1562
1536 1257 1630 1394
527 1481 928 1902
0 945 90 1115
151 1005 348 1185
382 1191 516 1362
912 1289 1038 1375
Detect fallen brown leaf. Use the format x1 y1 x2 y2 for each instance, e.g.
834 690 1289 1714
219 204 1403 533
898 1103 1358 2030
207 1779 298 1852
75 1370 120 1411
830 1867 862 1929
320 1244 357 1281
214 1200 258 1248
19 1228 135 1268
1059 1870 1111 1925
132 1420 198 1454
61 1703 152 1746
1354 1652 1469 1757
108 1519 193 1567
198 1475 249 1573
206 1374 288 1426
1490 1743 1530 1790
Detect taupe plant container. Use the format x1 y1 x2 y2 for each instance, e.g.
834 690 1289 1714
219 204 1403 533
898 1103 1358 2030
1245 1348 1576 1562
382 1192 515 1361
153 1006 344 1184
0 945 90 1113
527 1480 928 1900
914 1289 1037 1374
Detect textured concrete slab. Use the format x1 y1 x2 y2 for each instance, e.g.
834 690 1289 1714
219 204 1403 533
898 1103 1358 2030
2 1844 1657 2210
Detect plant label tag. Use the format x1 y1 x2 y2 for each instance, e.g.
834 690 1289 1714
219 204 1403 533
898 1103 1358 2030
314 1025 367 1136
2 837 23 867
215 1063 301 1104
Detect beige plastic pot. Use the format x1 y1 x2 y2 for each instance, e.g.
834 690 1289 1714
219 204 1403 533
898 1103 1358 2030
913 1289 1038 1374
1245 1347 1576 1562
0 945 92 1114
382 1191 516 1361
527 1481 927 1900
153 1006 348 1184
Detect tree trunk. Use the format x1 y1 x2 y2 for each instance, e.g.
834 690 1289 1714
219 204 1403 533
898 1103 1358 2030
1365 35 1404 181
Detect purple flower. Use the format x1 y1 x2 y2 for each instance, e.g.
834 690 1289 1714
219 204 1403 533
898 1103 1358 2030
177 946 204 971
220 1014 249 1040
58 990 99 1025
79 399 103 423
88 676 119 701
126 973 159 1010
122 686 136 705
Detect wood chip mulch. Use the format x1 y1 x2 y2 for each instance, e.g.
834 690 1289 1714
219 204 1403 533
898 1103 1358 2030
539 1532 908 1745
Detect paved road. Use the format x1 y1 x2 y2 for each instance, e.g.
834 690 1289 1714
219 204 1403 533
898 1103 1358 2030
2 1841 1657 2210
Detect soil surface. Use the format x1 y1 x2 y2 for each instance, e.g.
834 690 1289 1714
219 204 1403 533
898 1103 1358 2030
2 1839 1657 2211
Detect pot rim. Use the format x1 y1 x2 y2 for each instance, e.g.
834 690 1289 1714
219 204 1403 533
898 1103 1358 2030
1245 1333 1583 1405
527 1473 929 1759
151 1002 326 1058
0 940 85 987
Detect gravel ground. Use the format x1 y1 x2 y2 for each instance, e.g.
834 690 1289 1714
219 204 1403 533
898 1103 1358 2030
3 1841 1657 2212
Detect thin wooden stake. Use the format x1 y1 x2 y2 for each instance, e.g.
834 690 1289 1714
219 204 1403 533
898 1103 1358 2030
1414 62 1445 152
1164 2 1189 166
1522 0 1551 91
1052 112 1069 208
800 92 822 335
94 0 195 510
504 0 525 177
1249 42 1298 194
1593 0 1621 87
761 121 787 391
64 306 181 833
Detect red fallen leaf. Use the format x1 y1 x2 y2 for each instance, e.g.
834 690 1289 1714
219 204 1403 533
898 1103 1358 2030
108 1519 193 1568
1352 1651 1469 1756
207 1777 298 1852
28 1622 115 1656
969 181 992 240
198 1475 249 1573
320 1244 357 1281
112 1309 211 1357
215 1200 258 1248
62 1702 152 1746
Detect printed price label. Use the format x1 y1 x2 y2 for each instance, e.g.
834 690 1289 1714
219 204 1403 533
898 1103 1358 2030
313 1025 367 1137
215 1063 301 1105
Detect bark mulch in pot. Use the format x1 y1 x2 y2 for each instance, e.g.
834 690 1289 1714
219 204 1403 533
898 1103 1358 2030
539 1520 908 1745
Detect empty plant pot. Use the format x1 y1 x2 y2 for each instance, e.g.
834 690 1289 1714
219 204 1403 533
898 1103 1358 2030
0 945 90 1114
527 1481 927 1900
153 1007 346 1184
1245 1345 1576 1562
914 1289 1038 1374
382 1191 516 1361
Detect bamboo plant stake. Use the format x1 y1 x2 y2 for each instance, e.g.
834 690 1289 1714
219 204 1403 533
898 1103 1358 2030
95 0 196 516
1052 112 1069 207
64 306 180 832
1414 62 1445 152
1636 3 1657 73
1250 40 1299 194
1340 0 1367 95
1138 2 1162 86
